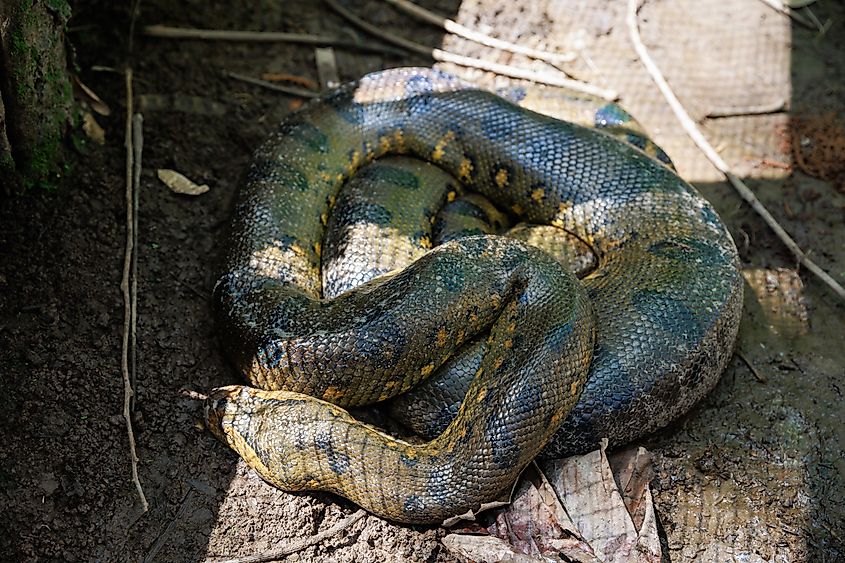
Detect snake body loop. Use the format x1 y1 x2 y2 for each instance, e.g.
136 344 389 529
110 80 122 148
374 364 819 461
207 68 743 524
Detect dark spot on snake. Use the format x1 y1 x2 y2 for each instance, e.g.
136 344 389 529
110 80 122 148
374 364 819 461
366 163 421 190
278 121 329 154
485 410 521 469
633 290 704 343
400 453 419 467
351 202 393 227
315 432 350 475
648 237 725 265
403 494 426 516
260 162 309 192
625 133 648 152
445 199 487 221
594 103 633 128
406 74 434 95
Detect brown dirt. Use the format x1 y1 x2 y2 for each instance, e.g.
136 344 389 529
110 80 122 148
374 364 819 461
0 1 843 562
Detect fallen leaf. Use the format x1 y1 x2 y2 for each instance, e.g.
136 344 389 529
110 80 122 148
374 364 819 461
441 443 662 563
157 169 209 195
73 75 111 116
81 112 105 145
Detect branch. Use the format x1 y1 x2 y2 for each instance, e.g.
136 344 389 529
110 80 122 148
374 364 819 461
325 0 618 100
207 509 367 563
382 0 575 65
142 25 404 56
627 0 844 300
122 68 149 512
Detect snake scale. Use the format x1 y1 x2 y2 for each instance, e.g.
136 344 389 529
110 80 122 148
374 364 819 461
206 68 743 524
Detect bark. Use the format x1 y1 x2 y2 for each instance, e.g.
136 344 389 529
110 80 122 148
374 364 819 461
0 0 74 191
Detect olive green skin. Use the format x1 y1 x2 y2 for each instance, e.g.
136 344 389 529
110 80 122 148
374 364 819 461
208 68 743 524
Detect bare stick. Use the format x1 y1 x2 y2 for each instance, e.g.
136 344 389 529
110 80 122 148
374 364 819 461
736 350 767 383
627 0 845 300
706 98 787 118
129 114 142 413
143 488 195 563
143 25 404 56
122 68 149 512
382 0 575 65
207 509 367 563
226 71 319 98
325 0 618 100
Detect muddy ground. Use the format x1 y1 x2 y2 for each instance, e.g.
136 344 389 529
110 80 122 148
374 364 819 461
0 0 843 561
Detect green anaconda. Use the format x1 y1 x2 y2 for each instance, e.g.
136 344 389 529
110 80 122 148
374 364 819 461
206 67 743 524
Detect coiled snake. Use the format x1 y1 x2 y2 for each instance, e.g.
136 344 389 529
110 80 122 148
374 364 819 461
206 68 743 524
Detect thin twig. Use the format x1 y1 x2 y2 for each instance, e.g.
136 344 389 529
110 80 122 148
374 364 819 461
706 99 787 118
754 0 816 29
627 0 845 300
382 0 575 65
122 68 149 512
130 114 142 413
167 270 211 302
142 488 195 563
325 0 618 100
143 25 404 56
207 509 367 563
736 350 767 383
226 71 320 98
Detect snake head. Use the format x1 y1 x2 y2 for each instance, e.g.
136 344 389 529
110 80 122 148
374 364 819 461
204 385 253 444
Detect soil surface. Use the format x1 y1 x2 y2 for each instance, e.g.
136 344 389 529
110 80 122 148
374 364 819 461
1 1 843 562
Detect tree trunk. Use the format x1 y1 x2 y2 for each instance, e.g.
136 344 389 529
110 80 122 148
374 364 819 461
0 0 74 191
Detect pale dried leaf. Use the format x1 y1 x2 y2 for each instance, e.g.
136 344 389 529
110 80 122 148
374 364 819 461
441 499 511 527
540 441 661 563
73 75 111 116
157 169 209 195
607 447 654 531
82 112 105 145
441 534 547 563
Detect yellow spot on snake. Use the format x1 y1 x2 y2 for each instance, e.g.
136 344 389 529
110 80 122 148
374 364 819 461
394 129 406 153
328 194 336 206
570 380 580 396
457 329 466 343
550 410 564 426
511 203 524 215
476 386 487 403
436 327 448 347
323 386 345 401
459 157 474 181
320 212 328 225
420 363 435 377
503 339 513 349
475 367 484 378
495 168 509 188
447 191 457 202
290 243 306 257
431 130 455 161
379 135 392 152
419 235 432 249
313 242 321 257
531 188 545 202
507 322 516 333
550 218 565 228
493 357 504 370
349 149 361 167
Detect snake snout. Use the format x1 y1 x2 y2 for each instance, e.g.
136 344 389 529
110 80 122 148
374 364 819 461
204 385 246 439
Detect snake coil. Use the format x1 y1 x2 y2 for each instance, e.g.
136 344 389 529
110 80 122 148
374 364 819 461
205 68 743 524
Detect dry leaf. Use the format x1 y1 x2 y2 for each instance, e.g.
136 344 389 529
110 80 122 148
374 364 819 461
157 169 209 195
73 75 111 116
442 443 661 563
540 441 661 562
442 534 546 563
81 112 105 145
